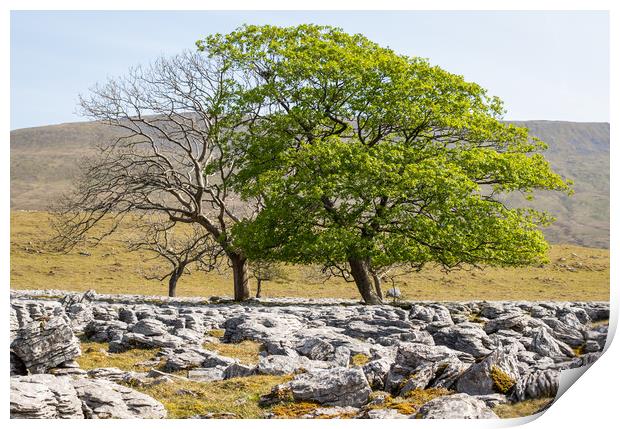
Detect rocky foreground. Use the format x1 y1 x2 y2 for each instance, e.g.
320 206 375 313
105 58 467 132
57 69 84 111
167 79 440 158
10 290 609 419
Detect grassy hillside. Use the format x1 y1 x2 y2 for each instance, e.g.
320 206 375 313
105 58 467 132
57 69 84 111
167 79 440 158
508 121 609 248
10 119 609 248
10 211 609 301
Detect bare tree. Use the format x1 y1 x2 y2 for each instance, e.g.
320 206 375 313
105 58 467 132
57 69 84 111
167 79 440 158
50 51 262 300
249 260 287 298
129 219 223 297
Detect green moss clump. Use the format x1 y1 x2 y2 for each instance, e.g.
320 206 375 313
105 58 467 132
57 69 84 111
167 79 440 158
366 388 451 416
490 366 516 394
351 353 370 366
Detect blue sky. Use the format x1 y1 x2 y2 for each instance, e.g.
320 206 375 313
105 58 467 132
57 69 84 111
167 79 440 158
10 10 609 130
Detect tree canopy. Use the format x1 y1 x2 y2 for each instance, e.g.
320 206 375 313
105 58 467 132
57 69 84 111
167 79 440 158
198 24 571 304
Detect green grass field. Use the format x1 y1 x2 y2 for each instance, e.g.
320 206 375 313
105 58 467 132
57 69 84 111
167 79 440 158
10 211 609 301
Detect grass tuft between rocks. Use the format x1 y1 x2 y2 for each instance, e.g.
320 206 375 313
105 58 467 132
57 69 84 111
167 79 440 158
270 401 321 418
132 375 293 418
76 340 162 372
368 388 451 415
203 340 264 365
493 398 554 418
208 329 225 338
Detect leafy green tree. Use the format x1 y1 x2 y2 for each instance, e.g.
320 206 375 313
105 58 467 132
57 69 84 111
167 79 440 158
199 24 571 304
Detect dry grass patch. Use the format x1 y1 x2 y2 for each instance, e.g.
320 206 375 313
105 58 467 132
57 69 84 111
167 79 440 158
270 401 321 418
368 388 451 416
493 398 554 418
132 375 292 418
203 340 263 365
76 340 161 372
11 211 609 302
208 329 225 339
590 319 609 328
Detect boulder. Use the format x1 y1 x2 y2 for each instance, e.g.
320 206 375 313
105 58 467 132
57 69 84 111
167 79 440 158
385 343 473 393
399 330 435 345
298 406 360 419
72 377 167 418
415 394 498 419
164 347 211 371
84 320 128 343
11 316 81 374
432 323 495 358
86 367 128 383
115 332 185 351
428 356 470 389
258 355 304 375
257 354 332 376
11 374 166 419
130 319 170 336
511 369 559 401
530 328 574 361
395 342 474 368
541 318 585 348
223 363 257 379
484 312 545 335
173 328 204 344
118 308 138 324
64 303 94 333
223 313 303 343
11 374 84 418
455 345 521 395
296 337 334 360
285 367 372 407
187 367 226 382
362 358 393 390
410 304 453 324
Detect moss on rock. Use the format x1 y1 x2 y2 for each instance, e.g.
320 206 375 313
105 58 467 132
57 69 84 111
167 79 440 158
490 365 516 394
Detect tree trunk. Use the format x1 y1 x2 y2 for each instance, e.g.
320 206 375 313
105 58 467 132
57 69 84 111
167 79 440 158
256 278 262 298
371 271 384 301
168 270 180 297
348 258 383 304
230 253 250 301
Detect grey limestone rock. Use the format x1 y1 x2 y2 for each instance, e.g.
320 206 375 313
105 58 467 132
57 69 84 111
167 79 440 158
432 323 496 358
455 345 521 396
297 337 335 360
11 374 167 419
511 369 559 401
286 367 372 407
362 358 393 390
10 374 84 418
529 327 574 361
188 367 226 382
72 377 167 418
11 316 81 374
415 393 498 419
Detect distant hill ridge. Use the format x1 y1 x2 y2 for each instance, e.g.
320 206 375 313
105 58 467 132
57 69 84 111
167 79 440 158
10 120 610 248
